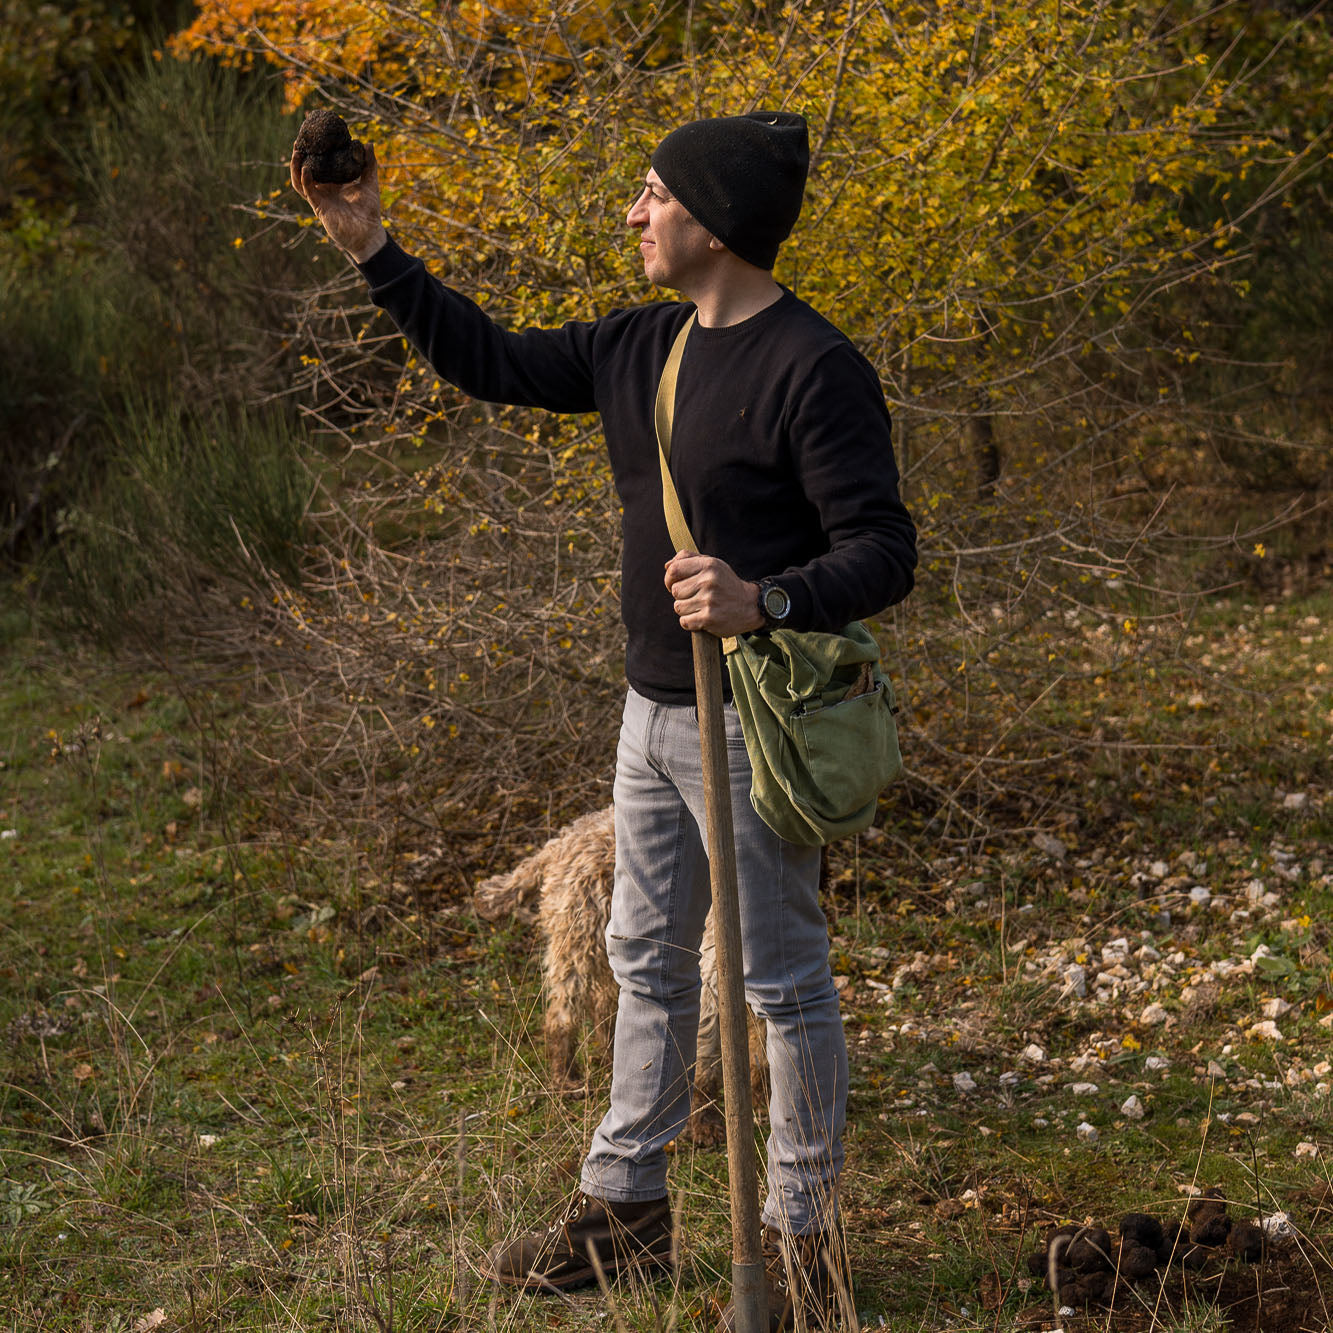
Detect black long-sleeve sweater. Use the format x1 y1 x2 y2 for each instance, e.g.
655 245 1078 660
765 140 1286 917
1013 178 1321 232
358 237 917 704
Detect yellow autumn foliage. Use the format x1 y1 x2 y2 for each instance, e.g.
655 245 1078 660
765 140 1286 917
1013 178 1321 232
168 0 1305 826
176 0 1263 453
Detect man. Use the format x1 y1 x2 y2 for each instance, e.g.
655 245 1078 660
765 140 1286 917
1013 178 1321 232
292 110 916 1330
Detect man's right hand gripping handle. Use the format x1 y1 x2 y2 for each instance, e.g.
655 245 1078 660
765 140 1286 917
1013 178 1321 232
290 139 388 265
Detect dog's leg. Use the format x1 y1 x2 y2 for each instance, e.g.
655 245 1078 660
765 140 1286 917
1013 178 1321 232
541 965 586 1095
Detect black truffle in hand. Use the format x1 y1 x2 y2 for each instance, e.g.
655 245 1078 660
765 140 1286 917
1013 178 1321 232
294 109 366 184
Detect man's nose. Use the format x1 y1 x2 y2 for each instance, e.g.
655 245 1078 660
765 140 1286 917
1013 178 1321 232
626 188 649 227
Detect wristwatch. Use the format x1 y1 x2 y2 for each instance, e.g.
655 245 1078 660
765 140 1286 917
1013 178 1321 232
756 578 792 629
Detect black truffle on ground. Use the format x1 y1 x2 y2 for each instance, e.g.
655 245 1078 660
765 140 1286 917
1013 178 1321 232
1066 1227 1114 1273
1228 1220 1265 1263
1156 1218 1185 1264
1120 1212 1164 1252
1060 1269 1115 1305
294 109 366 184
1180 1242 1212 1270
1187 1189 1232 1247
1116 1241 1160 1283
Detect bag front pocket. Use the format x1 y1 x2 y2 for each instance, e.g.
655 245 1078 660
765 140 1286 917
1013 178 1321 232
790 682 899 819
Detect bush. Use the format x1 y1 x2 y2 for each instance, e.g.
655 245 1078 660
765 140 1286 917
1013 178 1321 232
2 48 325 561
51 399 312 644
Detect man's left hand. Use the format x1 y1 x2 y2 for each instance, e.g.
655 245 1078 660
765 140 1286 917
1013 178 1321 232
664 552 764 636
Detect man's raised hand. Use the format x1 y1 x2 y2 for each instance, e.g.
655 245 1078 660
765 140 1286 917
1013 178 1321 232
290 140 388 264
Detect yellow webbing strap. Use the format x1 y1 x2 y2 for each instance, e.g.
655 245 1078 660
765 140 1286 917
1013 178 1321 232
653 312 738 656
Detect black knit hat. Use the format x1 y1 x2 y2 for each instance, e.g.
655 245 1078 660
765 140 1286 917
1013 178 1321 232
651 111 809 270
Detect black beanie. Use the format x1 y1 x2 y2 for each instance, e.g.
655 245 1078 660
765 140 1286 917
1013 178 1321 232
650 111 809 271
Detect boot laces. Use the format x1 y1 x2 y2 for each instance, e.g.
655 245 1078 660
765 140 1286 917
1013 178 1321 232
548 1191 591 1234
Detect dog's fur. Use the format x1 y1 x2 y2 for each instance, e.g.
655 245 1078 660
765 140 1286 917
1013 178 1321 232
474 803 767 1146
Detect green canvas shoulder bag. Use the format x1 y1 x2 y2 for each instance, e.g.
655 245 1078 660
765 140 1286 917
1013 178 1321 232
654 312 903 846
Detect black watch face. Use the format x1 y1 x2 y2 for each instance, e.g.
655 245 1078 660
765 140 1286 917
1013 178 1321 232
763 585 790 620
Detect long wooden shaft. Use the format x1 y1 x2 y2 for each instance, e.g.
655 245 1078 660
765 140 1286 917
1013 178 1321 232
691 630 765 1333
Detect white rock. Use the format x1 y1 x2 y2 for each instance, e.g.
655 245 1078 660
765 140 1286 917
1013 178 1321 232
1295 1141 1319 1159
1283 792 1308 810
1207 1060 1227 1078
1248 1020 1284 1042
1141 1003 1170 1026
1189 887 1212 907
1023 1044 1047 1064
1033 1117 1050 1128
1076 1121 1099 1143
1103 937 1130 962
1246 879 1266 902
1000 1070 1021 1087
1149 860 1170 879
953 1071 978 1095
1261 1211 1294 1237
1261 997 1293 1020
1070 1082 1100 1097
1120 1095 1146 1120
1313 1061 1331 1078
197 1134 220 1149
1136 944 1162 963
1064 963 1087 998
1145 1056 1171 1072
1033 832 1067 860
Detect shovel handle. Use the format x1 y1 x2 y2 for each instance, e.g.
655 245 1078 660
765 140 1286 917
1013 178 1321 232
691 630 765 1333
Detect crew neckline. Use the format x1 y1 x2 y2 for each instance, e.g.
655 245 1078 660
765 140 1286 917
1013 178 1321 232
687 287 796 340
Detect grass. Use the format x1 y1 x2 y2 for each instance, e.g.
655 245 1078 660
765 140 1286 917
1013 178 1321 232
1 586 1331 1332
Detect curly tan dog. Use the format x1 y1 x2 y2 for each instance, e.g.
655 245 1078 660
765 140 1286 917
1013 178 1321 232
474 804 767 1147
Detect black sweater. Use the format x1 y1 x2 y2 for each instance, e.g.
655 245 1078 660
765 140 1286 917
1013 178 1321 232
359 237 917 703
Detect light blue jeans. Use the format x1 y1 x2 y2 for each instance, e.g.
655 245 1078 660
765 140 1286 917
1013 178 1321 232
580 687 848 1235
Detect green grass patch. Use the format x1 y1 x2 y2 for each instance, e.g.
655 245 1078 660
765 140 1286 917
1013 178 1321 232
3 586 1332 1331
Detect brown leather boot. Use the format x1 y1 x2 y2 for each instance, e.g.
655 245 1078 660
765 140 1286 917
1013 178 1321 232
483 1191 675 1290
719 1225 854 1331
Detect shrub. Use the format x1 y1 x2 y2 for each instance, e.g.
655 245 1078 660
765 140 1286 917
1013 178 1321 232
51 399 312 644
